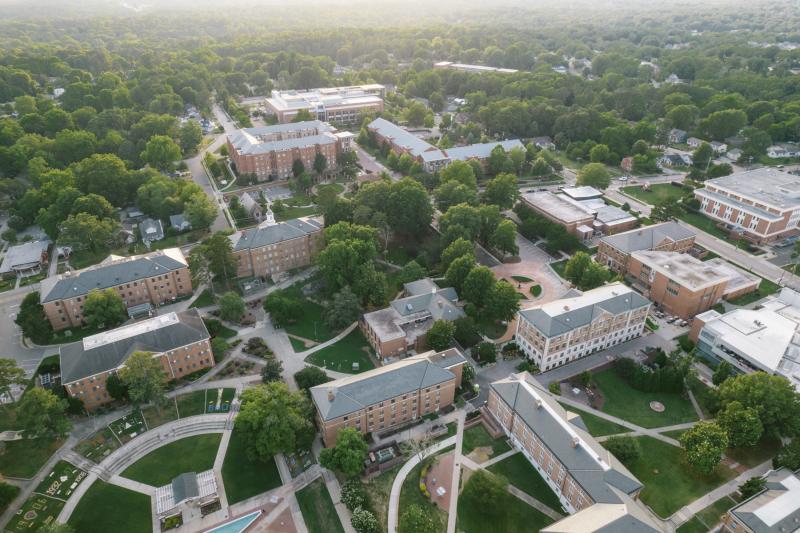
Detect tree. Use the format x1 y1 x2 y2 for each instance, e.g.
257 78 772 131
435 181 478 212
292 158 305 178
15 292 53 344
718 400 764 448
462 265 496 306
17 387 71 439
490 219 519 257
264 291 302 327
58 213 119 252
445 254 476 292
71 194 115 220
650 199 684 222
717 373 800 438
387 178 433 237
324 286 362 330
83 288 126 330
351 507 379 533
204 232 237 280
218 291 245 323
405 102 427 127
120 351 167 409
140 135 181 170
565 252 592 285
319 427 369 477
486 280 520 322
183 193 217 231
105 373 128 401
427 320 456 351
604 436 641 463
463 470 507 510
700 109 747 140
178 120 203 154
487 145 509 176
294 366 332 393
398 260 427 285
774 439 800 470
261 358 284 383
589 144 610 163
739 477 766 500
0 358 25 404
341 479 370 511
692 142 714 172
531 157 551 176
483 173 519 210
680 422 729 474
313 152 327 175
399 505 438 533
579 262 611 290
235 382 315 461
576 163 611 189
0 483 20 519
476 342 497 363
712 361 736 386
441 238 475 271
440 160 477 189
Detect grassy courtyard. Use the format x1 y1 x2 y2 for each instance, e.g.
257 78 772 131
487 453 565 513
461 424 511 458
68 481 152 533
0 437 63 478
296 478 345 533
593 368 698 428
727 276 781 306
305 328 376 373
121 433 222 486
677 495 738 533
221 427 282 504
457 470 554 533
621 437 736 517
559 403 631 437
281 283 337 343
621 184 687 205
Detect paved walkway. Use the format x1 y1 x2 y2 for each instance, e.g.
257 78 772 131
295 322 358 358
387 436 457 533
445 412 466 533
507 485 565 521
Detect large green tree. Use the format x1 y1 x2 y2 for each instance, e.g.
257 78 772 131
717 373 800 438
218 291 245 323
141 134 182 170
426 319 456 351
323 286 362 330
680 422 729 475
183 193 217 231
576 163 611 189
717 401 764 448
319 427 369 477
120 351 167 410
58 213 119 252
17 387 71 439
0 359 26 405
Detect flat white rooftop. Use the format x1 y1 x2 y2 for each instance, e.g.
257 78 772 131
703 168 800 211
83 312 181 350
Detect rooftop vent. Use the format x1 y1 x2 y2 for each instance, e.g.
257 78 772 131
563 305 570 311
535 399 543 409
327 389 335 402
572 436 580 448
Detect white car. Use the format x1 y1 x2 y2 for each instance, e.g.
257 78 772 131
618 176 629 182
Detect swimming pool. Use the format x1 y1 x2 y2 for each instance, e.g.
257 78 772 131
205 510 261 533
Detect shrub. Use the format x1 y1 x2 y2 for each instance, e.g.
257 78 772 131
515 360 539 373
476 342 497 364
341 479 370 512
677 335 696 353
548 382 561 395
530 284 542 297
604 436 641 463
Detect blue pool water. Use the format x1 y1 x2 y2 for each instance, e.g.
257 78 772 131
206 511 261 533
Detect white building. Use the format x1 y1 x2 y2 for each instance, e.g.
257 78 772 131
691 288 800 391
515 283 651 371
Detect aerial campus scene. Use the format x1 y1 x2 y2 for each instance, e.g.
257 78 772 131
1 0 800 532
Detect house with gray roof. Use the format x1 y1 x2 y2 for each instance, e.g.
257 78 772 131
140 218 164 244
169 214 191 232
59 309 212 410
488 372 665 533
361 278 464 359
516 283 651 371
311 349 466 446
597 221 696 273
229 215 323 279
0 240 51 277
721 467 800 532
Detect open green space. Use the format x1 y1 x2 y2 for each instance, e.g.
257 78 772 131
461 424 511 458
289 335 311 352
399 461 447 533
559 403 631 437
121 433 221 486
621 184 687 205
49 323 106 345
6 461 88 532
550 259 567 279
487 452 565 513
315 183 344 197
221 426 282 504
68 248 111 270
457 470 554 533
190 289 215 308
621 436 736 517
475 315 508 339
175 389 208 418
687 377 718 419
305 328 376 373
364 464 401 533
68 481 151 533
677 495 737 533
726 435 782 468
0 437 62 478
593 368 698 428
296 478 345 533
281 283 337 342
276 205 319 221
676 211 757 251
141 401 179 430
661 429 688 440
74 427 120 461
727 276 781 306
0 406 18 431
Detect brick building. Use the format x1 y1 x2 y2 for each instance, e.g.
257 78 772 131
595 221 696 273
40 248 192 331
310 349 466 447
226 121 355 182
626 251 759 319
229 214 323 279
487 373 664 533
515 283 651 371
59 309 212 410
720 467 800 532
694 168 800 243
520 191 637 239
361 278 464 360
264 85 385 124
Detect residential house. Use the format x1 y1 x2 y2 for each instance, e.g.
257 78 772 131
710 141 728 154
767 143 800 159
657 153 692 168
169 214 192 232
140 218 164 243
668 128 688 144
531 136 556 150
0 240 51 278
687 137 703 149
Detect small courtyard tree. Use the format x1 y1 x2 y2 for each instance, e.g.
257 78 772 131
319 427 368 477
426 320 456 351
218 291 245 323
680 422 729 475
120 351 167 411
18 388 71 439
83 288 126 330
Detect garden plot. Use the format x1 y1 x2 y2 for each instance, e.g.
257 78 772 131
6 461 88 532
108 411 148 443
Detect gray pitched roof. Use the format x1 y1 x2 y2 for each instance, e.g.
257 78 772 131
40 249 187 303
444 139 525 160
368 118 442 158
490 374 643 505
229 217 322 251
59 309 209 383
171 473 199 505
600 221 695 254
728 467 800 533
310 349 466 421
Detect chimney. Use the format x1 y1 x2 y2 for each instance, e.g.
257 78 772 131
327 389 335 402
572 436 580 448
535 399 543 409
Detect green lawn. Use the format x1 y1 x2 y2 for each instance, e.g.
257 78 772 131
296 478 345 533
305 328 376 373
676 211 757 251
68 248 110 269
399 461 447 533
121 433 222 486
175 389 208 418
289 335 311 352
190 289 215 308
461 424 511 458
19 272 46 286
0 437 62 478
677 495 738 533
68 481 152 533
221 426 282 504
457 470 554 533
281 284 337 342
316 183 344 197
550 259 567 279
0 406 17 431
727 276 781 306
661 429 688 440
49 323 106 345
621 184 687 205
276 205 319 221
141 401 179 429
0 277 16 293
475 315 508 339
487 452 565 513
559 403 631 437
364 464 401 533
622 436 736 517
726 435 782 468
687 377 718 419
593 368 698 428
74 427 120 461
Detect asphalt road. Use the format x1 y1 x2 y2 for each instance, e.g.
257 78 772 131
0 288 55 376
